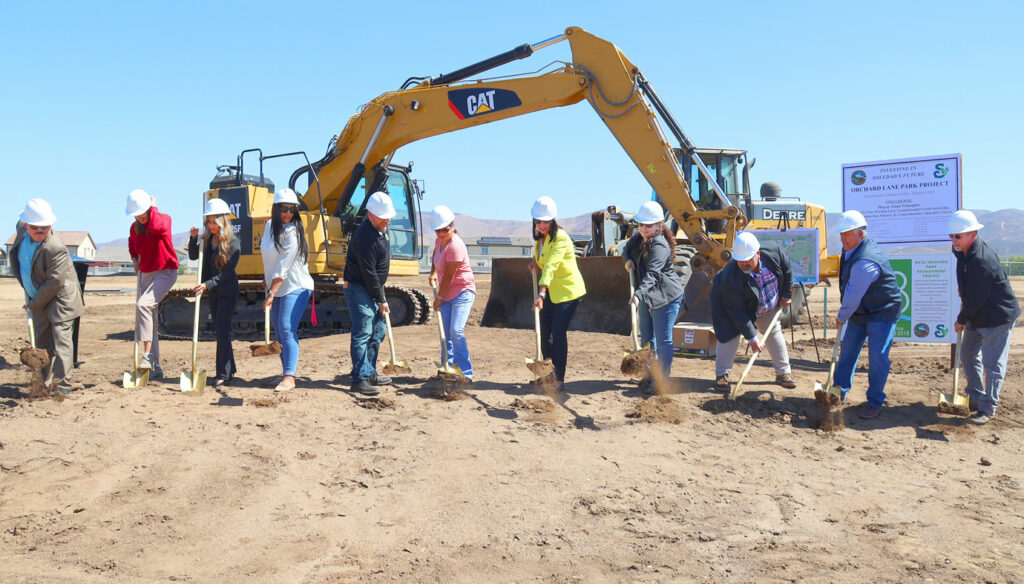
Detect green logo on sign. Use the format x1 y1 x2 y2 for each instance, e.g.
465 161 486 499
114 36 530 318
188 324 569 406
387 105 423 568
934 163 949 179
891 259 912 338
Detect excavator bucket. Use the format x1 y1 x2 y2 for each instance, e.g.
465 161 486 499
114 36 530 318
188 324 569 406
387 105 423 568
483 257 632 334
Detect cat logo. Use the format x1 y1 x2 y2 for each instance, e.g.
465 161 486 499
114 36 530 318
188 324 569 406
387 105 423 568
448 88 522 120
227 202 242 219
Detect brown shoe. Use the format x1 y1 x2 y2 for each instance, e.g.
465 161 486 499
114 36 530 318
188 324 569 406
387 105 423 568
775 373 797 389
714 374 730 390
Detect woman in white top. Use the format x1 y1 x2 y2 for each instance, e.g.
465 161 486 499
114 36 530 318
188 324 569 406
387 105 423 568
260 188 315 391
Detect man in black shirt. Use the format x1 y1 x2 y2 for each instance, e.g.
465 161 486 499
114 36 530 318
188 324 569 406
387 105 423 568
344 192 396 395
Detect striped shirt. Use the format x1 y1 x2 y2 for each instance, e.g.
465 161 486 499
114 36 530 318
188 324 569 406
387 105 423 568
751 262 779 316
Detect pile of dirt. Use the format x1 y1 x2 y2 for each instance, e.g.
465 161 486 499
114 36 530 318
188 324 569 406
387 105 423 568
937 400 970 417
249 397 289 408
512 397 556 413
249 341 282 357
625 396 685 424
381 361 412 376
357 397 396 410
814 389 844 431
620 347 653 377
20 347 49 370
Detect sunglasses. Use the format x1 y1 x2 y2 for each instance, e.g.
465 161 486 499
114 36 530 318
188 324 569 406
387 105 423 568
279 206 297 214
949 233 970 240
27 225 50 231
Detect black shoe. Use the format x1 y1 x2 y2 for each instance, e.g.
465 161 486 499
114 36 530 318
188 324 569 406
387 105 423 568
74 360 85 368
370 373 393 386
352 379 380 395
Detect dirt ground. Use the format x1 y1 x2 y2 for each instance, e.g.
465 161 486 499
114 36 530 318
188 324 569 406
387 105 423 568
1 273 1023 583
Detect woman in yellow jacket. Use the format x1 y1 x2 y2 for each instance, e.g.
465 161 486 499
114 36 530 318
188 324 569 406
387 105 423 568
529 196 586 390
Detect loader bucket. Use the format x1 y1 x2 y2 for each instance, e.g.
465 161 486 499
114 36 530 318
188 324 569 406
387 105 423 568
482 257 632 334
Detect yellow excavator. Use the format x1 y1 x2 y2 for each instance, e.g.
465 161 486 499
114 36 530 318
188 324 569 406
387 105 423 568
159 26 832 338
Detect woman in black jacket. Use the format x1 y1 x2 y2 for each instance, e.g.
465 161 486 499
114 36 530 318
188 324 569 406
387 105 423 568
623 201 685 385
188 198 240 387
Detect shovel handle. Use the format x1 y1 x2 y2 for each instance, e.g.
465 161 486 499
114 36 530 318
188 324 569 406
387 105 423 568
384 311 399 362
729 307 785 400
823 323 845 390
432 284 448 363
26 308 36 349
191 242 203 367
951 329 964 400
531 270 543 360
264 305 272 344
628 271 641 351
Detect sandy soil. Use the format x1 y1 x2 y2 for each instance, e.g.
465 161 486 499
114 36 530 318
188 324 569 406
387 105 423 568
1 274 1023 583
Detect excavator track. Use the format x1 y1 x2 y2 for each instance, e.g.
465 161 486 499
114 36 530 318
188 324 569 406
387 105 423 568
157 280 423 341
410 288 432 324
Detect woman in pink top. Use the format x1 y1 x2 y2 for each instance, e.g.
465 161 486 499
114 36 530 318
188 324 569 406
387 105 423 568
427 205 476 381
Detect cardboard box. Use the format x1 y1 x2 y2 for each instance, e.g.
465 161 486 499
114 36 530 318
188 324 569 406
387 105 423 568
673 322 717 357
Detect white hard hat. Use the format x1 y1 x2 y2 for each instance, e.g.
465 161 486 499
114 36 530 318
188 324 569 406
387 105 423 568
20 198 57 227
948 209 983 234
732 231 761 262
430 205 455 231
204 198 232 217
531 196 557 221
635 201 665 225
125 189 153 217
835 210 868 233
273 188 299 206
366 191 397 219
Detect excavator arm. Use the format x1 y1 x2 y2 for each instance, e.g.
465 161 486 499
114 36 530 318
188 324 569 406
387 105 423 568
296 26 743 271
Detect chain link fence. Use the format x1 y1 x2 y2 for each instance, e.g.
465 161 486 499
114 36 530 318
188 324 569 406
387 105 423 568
1001 260 1024 276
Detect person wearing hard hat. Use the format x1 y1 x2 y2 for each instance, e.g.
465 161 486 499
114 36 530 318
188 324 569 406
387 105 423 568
428 205 476 382
11 199 86 395
260 188 315 392
623 201 684 388
529 196 586 391
188 198 241 387
710 231 797 390
948 210 1020 425
831 210 902 419
344 192 397 396
126 189 179 379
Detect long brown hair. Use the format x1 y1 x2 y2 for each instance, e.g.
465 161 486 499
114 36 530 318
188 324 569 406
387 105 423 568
642 223 676 262
203 214 234 270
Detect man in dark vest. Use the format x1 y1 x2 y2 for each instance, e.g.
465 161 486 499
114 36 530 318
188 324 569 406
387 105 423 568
831 210 902 419
948 210 1020 425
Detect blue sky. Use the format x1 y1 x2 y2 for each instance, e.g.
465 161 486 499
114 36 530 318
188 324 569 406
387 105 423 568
2 1 1021 244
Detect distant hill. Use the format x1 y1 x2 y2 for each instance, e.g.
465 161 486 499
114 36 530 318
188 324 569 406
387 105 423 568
96 209 1024 258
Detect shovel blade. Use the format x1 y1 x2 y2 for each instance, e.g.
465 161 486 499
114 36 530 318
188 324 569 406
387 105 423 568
382 361 412 375
122 369 149 389
179 369 207 393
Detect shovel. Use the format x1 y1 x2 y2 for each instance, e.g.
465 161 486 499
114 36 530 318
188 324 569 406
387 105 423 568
938 329 970 416
20 307 51 371
813 323 846 405
525 269 554 380
621 270 653 377
729 308 785 400
250 305 282 356
432 285 464 382
381 310 411 376
122 274 150 388
179 244 207 392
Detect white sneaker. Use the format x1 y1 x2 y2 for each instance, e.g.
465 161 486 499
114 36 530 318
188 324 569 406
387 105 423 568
139 353 154 370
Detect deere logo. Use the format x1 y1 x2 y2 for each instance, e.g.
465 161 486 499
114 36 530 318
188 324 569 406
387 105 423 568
448 88 523 120
934 163 949 179
850 170 866 185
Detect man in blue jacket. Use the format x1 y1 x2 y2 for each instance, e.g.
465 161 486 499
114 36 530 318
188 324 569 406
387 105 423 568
711 232 797 390
949 210 1020 425
831 211 903 419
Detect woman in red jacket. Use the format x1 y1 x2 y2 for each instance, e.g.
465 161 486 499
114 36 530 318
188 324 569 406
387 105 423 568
126 189 179 379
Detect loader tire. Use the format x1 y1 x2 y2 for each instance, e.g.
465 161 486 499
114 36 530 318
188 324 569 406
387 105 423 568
384 285 422 327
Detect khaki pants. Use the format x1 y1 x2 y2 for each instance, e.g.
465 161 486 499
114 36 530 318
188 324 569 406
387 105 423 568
715 306 791 377
136 269 177 361
33 313 75 383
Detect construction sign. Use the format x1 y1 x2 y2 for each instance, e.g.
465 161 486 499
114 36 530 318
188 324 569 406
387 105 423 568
888 253 958 344
841 154 961 245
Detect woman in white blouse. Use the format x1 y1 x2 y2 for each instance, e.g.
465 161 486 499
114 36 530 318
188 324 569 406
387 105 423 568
260 188 315 391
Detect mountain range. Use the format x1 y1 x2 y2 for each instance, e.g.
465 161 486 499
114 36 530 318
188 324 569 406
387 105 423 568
96 208 1024 258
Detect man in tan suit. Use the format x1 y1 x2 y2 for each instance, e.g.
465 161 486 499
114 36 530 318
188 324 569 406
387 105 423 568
10 199 86 394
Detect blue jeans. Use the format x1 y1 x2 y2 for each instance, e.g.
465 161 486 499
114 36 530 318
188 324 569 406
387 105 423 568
638 296 683 378
539 295 581 382
271 288 310 377
961 321 1013 416
345 284 386 382
834 318 897 408
441 290 475 378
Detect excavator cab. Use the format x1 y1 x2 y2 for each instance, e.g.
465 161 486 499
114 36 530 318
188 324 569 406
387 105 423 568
675 148 752 234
